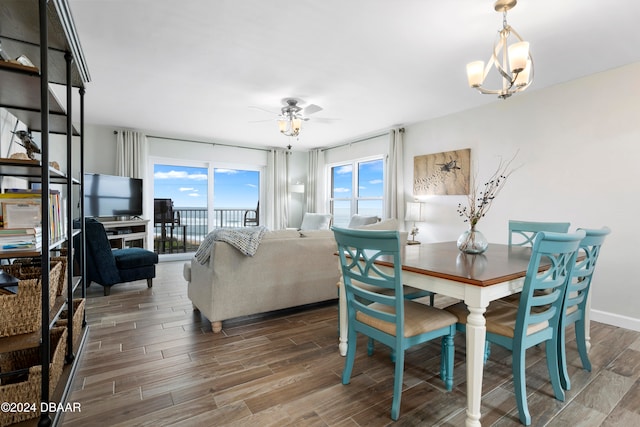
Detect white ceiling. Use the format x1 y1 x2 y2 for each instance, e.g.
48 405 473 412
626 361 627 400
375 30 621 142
68 0 640 150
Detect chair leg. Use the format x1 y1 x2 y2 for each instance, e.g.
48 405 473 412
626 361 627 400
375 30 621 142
103 286 110 296
512 346 531 426
367 337 375 356
575 318 592 372
342 328 357 385
443 330 455 391
147 278 153 288
558 321 571 391
547 336 566 402
391 348 404 421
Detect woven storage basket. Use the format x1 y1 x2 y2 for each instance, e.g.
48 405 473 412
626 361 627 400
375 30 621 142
12 256 68 296
0 326 67 427
55 298 85 356
0 262 62 338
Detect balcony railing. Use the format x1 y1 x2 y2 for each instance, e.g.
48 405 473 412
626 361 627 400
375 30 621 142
153 207 255 253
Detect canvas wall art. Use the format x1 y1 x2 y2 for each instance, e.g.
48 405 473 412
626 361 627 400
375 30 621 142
413 148 470 196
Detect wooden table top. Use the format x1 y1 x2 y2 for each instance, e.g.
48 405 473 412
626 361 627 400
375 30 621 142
385 242 535 287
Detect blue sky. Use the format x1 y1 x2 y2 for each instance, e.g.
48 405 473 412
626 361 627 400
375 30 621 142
332 159 383 198
154 164 259 208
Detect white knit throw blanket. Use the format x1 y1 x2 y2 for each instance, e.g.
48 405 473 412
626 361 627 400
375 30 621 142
195 226 267 265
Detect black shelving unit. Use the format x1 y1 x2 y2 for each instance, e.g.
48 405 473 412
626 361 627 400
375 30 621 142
0 1 90 425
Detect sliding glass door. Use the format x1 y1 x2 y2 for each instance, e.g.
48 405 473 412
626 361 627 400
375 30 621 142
151 160 261 254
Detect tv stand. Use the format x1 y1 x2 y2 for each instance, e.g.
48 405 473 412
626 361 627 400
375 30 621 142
99 219 149 249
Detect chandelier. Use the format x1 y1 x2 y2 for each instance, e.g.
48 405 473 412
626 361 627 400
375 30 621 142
466 0 533 99
277 99 303 137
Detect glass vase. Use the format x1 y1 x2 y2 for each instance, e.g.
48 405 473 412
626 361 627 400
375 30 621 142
457 226 488 254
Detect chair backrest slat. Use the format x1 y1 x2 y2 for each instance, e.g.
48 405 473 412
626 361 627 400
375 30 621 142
509 220 571 247
564 227 611 319
514 230 585 343
333 227 403 334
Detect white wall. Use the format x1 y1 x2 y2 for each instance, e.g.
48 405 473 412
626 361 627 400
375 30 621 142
403 62 640 330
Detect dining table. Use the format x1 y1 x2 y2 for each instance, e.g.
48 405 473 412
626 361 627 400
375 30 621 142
336 241 592 427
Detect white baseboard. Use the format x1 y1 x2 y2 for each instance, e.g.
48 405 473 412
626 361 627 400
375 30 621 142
590 309 640 332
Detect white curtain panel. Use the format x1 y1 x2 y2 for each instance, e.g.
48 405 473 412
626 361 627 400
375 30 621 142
266 148 289 230
116 130 148 179
306 148 326 213
385 128 405 223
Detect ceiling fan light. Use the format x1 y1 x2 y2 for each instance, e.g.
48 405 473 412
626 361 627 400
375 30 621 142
508 41 529 73
278 119 288 133
292 118 302 132
466 61 485 87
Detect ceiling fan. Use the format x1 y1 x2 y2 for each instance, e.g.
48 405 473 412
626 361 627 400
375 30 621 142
250 98 326 138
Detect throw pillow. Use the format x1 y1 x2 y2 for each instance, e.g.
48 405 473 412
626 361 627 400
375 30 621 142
300 213 332 230
347 214 380 228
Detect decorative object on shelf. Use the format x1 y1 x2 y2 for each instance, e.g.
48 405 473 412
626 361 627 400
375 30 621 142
414 149 470 196
456 154 517 254
12 130 40 160
405 201 427 245
466 0 534 99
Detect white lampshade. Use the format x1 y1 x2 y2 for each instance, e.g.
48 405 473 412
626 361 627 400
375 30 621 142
514 59 531 87
405 202 427 222
278 119 287 132
466 61 485 88
290 183 305 193
508 41 529 73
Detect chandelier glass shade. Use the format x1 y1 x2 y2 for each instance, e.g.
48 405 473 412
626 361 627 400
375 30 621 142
278 114 302 137
466 0 533 99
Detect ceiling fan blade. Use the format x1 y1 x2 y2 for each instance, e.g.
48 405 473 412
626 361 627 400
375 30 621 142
248 105 278 115
248 118 276 123
303 104 323 115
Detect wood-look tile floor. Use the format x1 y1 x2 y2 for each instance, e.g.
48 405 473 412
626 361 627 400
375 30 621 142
61 261 640 427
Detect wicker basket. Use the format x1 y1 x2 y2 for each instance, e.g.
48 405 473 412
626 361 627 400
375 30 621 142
11 256 68 296
55 298 85 357
0 326 67 426
0 262 62 338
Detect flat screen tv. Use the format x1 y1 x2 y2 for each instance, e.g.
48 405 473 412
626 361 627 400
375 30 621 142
84 173 143 218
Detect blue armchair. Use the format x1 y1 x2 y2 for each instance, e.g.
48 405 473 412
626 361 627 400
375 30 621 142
76 218 158 296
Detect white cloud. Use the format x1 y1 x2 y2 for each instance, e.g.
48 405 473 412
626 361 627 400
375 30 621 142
154 170 207 181
215 169 239 175
336 165 352 175
188 193 200 198
180 187 195 192
369 179 383 184
246 184 257 188
334 187 350 193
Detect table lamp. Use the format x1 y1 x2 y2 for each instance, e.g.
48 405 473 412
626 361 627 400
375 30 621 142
405 202 427 245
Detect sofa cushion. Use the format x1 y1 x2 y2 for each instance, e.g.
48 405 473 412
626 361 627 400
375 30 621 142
347 214 380 228
300 213 332 230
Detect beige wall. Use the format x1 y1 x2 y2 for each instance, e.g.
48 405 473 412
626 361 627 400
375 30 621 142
403 62 640 328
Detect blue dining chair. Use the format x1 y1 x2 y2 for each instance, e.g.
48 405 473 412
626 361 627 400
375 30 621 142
508 220 571 247
445 230 585 425
332 227 457 421
558 226 611 391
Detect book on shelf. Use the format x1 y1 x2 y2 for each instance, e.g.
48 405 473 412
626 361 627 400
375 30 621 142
0 226 42 253
0 189 64 240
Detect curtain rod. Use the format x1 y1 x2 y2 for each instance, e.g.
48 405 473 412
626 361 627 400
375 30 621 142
320 129 397 152
114 131 271 152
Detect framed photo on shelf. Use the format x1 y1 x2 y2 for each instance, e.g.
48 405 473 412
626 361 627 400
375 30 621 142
2 200 41 228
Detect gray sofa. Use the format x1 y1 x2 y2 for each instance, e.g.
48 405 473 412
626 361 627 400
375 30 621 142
183 229 340 332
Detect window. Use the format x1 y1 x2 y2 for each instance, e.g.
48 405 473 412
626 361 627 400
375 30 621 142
330 157 384 227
